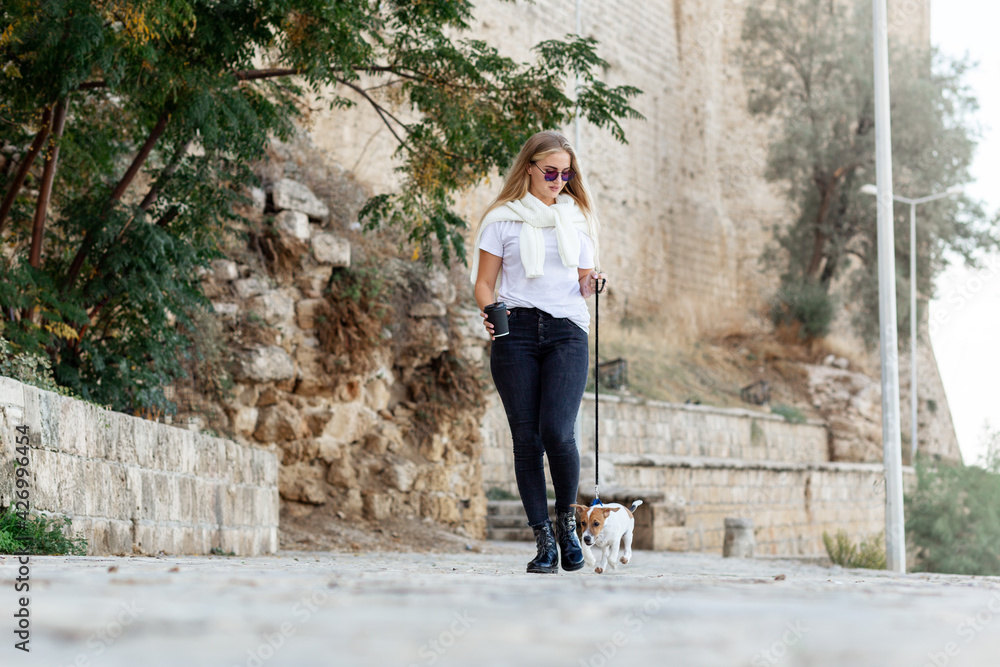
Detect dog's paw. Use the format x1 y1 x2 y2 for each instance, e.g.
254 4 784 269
594 567 604 574
620 555 630 564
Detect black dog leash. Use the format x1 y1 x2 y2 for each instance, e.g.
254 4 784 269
592 275 606 507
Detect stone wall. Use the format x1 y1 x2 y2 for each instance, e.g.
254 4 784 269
182 135 492 539
308 0 929 326
608 455 902 556
304 0 957 463
481 394 909 557
0 376 278 556
482 393 829 497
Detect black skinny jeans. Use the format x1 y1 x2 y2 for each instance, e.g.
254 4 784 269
490 307 589 527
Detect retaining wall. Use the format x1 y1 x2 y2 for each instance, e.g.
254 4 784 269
481 393 903 557
0 376 279 556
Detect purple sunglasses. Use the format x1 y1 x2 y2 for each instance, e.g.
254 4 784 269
531 162 575 182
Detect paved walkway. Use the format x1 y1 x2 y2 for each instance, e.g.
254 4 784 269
2 545 999 667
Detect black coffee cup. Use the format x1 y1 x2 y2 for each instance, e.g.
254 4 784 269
483 302 509 337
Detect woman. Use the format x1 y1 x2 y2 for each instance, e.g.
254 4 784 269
471 130 607 574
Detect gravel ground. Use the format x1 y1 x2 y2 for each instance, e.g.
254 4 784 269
3 545 1000 667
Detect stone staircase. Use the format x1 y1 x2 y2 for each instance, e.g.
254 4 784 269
486 489 686 551
486 500 555 541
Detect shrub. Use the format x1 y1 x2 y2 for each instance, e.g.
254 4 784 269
769 282 836 340
0 335 71 396
771 403 806 424
823 529 886 569
0 506 88 556
905 445 1000 575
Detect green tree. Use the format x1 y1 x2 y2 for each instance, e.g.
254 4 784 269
0 1 642 412
905 430 1000 575
739 0 998 344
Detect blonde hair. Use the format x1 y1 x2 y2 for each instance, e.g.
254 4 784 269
478 131 601 256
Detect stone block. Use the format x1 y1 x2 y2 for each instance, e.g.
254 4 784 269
270 178 329 220
211 259 239 282
362 491 393 521
409 299 447 318
295 298 326 330
247 185 266 213
248 290 296 326
237 345 296 383
254 402 309 444
212 302 239 319
384 459 419 492
28 447 58 511
139 470 159 521
275 210 311 240
106 518 133 556
312 233 350 266
723 517 755 558
296 266 334 298
133 417 158 469
233 277 269 299
123 466 143 520
0 376 25 414
232 407 259 436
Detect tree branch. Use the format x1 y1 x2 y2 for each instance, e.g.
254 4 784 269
29 98 68 268
334 76 410 149
63 109 172 294
0 106 53 234
139 139 191 212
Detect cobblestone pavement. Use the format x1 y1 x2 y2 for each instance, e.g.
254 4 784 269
3 545 1000 667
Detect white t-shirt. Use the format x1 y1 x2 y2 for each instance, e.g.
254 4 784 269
479 220 595 332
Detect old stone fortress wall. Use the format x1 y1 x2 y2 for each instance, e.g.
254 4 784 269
0 0 950 557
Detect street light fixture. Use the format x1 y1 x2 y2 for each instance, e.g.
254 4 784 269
861 183 965 465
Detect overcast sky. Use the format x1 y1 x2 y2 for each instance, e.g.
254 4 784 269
928 0 1000 466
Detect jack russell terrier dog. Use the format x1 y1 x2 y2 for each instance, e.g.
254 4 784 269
572 500 643 574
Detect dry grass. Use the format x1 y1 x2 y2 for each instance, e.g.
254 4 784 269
591 311 845 416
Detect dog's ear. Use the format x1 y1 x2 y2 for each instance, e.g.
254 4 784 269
571 504 587 513
607 507 621 513
600 508 613 517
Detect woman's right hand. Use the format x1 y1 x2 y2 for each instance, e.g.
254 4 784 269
481 309 509 341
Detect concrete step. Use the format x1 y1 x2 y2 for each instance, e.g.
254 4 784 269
486 527 535 542
486 500 526 516
488 516 533 529
486 500 557 542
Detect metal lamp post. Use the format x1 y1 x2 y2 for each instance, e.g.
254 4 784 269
861 183 964 465
870 0 905 572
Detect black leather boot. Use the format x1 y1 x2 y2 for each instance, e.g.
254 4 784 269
555 509 585 571
526 520 558 574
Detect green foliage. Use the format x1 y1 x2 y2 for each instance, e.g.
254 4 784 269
0 506 88 556
823 529 887 569
769 282 836 340
0 335 59 392
905 434 1000 575
741 0 998 347
770 403 806 424
0 1 641 413
485 486 518 501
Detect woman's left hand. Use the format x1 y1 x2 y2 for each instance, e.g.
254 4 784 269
579 270 608 298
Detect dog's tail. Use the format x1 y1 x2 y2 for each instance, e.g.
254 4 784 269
629 499 643 513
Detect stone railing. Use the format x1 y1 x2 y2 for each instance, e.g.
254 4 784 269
0 377 278 556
